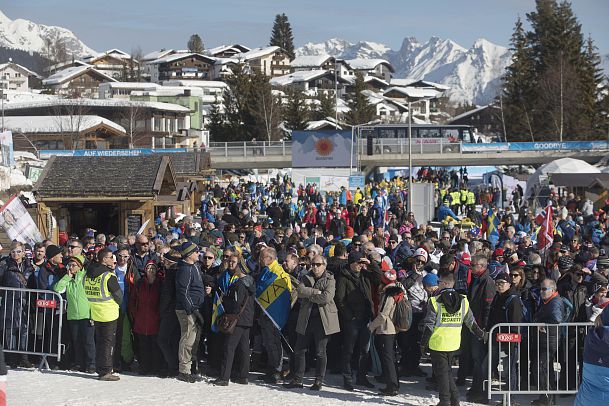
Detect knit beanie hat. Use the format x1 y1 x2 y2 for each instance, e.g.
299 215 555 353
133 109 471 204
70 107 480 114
558 255 574 272
422 273 439 287
180 241 199 258
46 245 63 259
68 256 84 269
380 269 397 285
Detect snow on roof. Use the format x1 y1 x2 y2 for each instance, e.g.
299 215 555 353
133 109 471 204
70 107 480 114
305 119 342 131
383 86 441 99
389 78 415 87
345 58 394 72
162 80 228 89
291 55 333 68
206 44 251 56
150 52 215 65
43 65 116 85
270 70 330 86
238 46 281 61
364 76 389 86
3 98 191 113
84 49 131 63
2 115 126 134
2 90 57 103
142 49 175 61
0 62 41 78
448 105 497 123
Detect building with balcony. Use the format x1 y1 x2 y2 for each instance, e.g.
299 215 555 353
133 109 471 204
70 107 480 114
148 53 216 83
42 65 117 98
0 62 42 91
237 46 291 77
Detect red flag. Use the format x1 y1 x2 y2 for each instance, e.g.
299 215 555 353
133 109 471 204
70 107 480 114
537 204 554 250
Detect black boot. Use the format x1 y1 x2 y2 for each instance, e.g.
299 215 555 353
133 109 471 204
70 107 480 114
309 378 323 391
283 378 303 389
343 377 354 391
18 354 33 368
356 375 375 388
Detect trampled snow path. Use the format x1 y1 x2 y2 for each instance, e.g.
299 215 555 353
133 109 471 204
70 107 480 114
7 366 576 406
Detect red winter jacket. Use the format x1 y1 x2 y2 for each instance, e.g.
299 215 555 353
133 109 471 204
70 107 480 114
129 277 161 335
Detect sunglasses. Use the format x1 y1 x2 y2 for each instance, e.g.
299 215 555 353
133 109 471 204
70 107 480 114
510 274 520 277
354 243 362 247
68 245 80 249
312 263 324 267
389 241 398 244
118 254 130 259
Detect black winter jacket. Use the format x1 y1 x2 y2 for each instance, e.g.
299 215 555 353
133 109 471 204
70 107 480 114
335 264 380 321
175 260 205 315
223 275 256 328
468 270 495 328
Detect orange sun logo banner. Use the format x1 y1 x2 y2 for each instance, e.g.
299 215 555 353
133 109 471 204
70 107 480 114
315 139 334 156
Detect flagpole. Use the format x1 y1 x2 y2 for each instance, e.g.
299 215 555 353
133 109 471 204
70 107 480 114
254 298 294 353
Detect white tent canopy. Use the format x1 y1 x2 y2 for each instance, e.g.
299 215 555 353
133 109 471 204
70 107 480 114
525 158 600 199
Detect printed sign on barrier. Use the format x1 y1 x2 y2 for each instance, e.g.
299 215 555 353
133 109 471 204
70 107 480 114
36 299 57 309
496 332 521 343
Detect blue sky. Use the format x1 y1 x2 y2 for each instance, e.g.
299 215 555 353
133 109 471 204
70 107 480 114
3 0 609 57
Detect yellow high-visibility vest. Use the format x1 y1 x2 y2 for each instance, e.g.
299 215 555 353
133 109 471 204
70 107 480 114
84 271 119 323
428 295 469 352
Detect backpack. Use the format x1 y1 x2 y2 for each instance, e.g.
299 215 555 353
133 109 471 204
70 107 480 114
503 294 530 322
392 297 413 332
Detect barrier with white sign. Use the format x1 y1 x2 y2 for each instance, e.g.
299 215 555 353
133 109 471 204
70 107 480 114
0 287 65 369
487 322 592 406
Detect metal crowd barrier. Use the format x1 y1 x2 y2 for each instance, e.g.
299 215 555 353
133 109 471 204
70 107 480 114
0 287 65 370
487 322 593 406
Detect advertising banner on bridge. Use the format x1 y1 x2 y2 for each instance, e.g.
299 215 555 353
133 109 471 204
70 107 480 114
462 141 609 153
292 130 357 168
38 148 187 159
0 195 43 247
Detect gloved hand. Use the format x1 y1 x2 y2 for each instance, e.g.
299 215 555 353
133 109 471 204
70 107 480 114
193 309 205 328
482 331 489 344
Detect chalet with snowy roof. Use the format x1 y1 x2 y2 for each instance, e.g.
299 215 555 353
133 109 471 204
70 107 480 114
270 70 348 97
42 65 117 98
382 84 447 121
448 104 503 138
342 59 394 81
290 55 336 72
206 44 250 58
3 99 193 148
237 46 291 78
362 90 409 123
149 53 215 83
3 115 127 152
81 49 138 80
0 62 42 91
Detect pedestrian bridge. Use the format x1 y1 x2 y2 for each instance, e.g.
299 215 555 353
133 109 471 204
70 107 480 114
207 140 609 170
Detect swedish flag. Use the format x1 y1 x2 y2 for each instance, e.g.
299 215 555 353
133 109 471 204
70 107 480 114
487 208 500 248
256 261 292 329
211 270 238 333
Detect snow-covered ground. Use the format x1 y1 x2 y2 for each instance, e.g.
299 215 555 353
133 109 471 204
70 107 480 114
7 363 576 406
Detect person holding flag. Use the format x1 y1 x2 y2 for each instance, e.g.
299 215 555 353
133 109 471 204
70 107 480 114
213 252 255 386
484 207 501 249
254 247 293 384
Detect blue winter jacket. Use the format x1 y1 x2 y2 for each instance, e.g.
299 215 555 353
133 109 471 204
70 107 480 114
437 205 458 222
575 326 609 405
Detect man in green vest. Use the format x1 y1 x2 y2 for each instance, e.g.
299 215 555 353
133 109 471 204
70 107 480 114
450 189 461 216
85 249 123 381
421 272 487 406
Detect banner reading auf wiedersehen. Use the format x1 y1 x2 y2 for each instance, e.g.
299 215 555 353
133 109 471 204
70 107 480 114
292 130 357 168
0 195 43 247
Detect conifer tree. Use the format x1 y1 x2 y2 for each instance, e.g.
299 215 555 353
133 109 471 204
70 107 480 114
283 88 309 130
269 14 295 60
346 73 376 125
187 34 204 53
312 92 336 121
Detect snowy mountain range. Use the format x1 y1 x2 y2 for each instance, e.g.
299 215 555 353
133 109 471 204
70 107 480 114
297 37 513 105
0 10 95 58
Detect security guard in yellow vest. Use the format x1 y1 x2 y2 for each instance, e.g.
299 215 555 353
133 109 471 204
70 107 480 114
450 189 461 216
466 190 476 217
421 273 487 406
84 249 123 381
